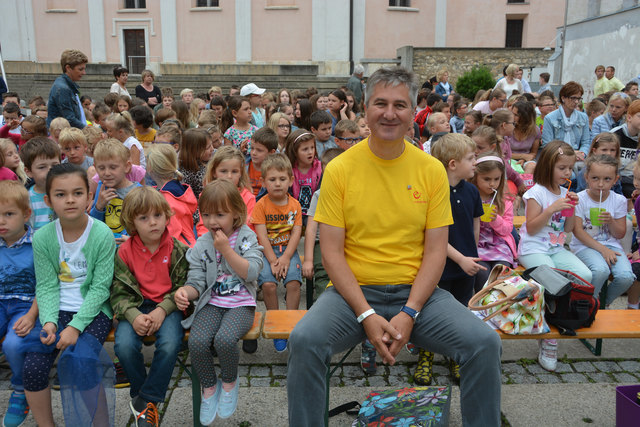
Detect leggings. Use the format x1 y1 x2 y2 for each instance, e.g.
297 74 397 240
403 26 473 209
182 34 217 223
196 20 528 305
188 304 255 387
23 311 112 392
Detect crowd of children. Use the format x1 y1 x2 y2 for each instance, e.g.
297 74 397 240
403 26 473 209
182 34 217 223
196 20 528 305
1 62 640 426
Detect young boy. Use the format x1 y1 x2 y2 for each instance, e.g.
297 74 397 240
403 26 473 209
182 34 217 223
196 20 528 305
90 139 140 242
251 154 303 352
413 133 483 385
247 127 278 195
130 105 157 153
0 181 37 427
310 110 336 159
1 102 22 137
19 137 61 230
59 127 94 171
48 117 71 144
334 120 361 151
92 103 112 131
240 83 266 128
111 186 188 426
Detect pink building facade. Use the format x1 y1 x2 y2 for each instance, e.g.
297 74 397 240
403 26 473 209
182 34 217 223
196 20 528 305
1 0 565 76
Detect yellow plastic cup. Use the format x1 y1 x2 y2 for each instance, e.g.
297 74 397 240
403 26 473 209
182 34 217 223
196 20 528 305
481 203 496 222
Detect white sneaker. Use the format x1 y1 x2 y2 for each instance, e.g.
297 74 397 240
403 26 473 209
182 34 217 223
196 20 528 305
200 380 221 426
538 339 558 372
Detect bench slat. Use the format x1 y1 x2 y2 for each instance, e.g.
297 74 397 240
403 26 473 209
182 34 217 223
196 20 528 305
262 310 308 339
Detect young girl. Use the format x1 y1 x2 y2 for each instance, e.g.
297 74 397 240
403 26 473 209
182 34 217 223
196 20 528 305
285 130 322 224
449 100 468 134
174 180 263 424
576 133 622 194
570 154 634 307
613 99 640 197
591 92 629 138
471 153 517 292
0 115 48 149
0 145 18 181
356 114 370 139
103 112 145 168
24 163 115 426
221 96 258 154
0 138 28 183
171 100 193 130
178 128 214 200
463 110 482 137
518 141 592 372
293 99 312 133
421 112 450 154
147 144 198 247
268 112 291 153
326 90 355 134
116 95 132 113
473 125 526 194
508 101 541 175
277 88 291 105
203 146 255 229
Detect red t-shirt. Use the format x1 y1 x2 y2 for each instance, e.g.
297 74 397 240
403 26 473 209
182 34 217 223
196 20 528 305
247 161 262 196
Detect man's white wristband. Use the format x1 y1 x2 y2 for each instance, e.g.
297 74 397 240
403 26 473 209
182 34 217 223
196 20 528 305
357 308 376 323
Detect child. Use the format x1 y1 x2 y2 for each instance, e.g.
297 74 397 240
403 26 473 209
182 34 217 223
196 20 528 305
48 117 71 145
90 139 141 242
576 133 622 194
221 96 258 154
130 105 157 153
1 102 21 137
111 186 188 426
155 124 182 152
627 159 640 309
1 115 48 149
103 112 145 168
449 99 468 134
147 144 198 247
334 119 362 151
356 114 370 139
463 110 482 137
422 112 450 154
240 83 266 128
508 101 541 175
91 104 112 132
591 92 629 139
518 140 592 372
117 95 132 112
0 146 18 181
285 130 321 225
472 126 526 194
310 111 337 159
178 128 213 201
174 180 263 424
536 95 556 130
612 99 640 197
413 133 484 385
1 138 28 183
247 127 278 196
82 125 104 158
571 154 634 306
0 181 36 427
19 137 61 230
471 153 517 292
250 154 303 352
59 127 94 171
268 112 291 153
24 163 115 427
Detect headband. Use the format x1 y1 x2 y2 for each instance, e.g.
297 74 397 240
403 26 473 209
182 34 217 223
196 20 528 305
293 132 314 144
476 155 503 164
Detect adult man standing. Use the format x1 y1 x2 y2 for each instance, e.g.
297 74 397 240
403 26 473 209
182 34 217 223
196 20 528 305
287 66 502 426
594 65 607 97
47 49 88 129
604 65 625 92
346 64 364 105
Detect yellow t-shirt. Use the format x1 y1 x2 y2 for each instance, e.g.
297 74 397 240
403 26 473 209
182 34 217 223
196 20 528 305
135 128 157 153
315 139 452 286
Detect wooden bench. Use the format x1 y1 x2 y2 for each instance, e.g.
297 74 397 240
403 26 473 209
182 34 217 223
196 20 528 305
105 311 264 427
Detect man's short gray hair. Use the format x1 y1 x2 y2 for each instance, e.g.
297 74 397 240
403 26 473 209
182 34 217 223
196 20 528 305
353 64 365 76
364 66 419 109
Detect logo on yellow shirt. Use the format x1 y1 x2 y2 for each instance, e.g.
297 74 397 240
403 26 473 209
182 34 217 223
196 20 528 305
408 185 426 204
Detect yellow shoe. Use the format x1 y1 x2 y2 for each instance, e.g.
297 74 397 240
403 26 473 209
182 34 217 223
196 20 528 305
413 349 434 386
448 358 460 384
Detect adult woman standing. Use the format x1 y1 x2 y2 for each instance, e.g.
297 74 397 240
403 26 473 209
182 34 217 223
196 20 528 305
494 64 523 98
135 69 162 106
110 65 131 98
434 69 454 101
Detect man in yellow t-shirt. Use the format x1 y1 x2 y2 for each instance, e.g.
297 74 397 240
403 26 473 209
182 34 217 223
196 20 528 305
287 67 502 426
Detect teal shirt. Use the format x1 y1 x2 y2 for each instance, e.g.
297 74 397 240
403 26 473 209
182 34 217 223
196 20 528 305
33 217 115 332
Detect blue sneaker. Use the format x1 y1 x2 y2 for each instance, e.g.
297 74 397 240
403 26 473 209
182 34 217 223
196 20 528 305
217 379 239 419
273 339 288 352
3 391 29 427
200 380 221 426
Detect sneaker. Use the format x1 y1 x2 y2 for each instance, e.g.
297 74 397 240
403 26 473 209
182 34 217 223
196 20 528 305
538 339 558 372
3 391 29 427
405 342 418 355
242 339 258 354
217 380 240 419
413 349 434 386
273 339 288 352
136 402 159 427
448 358 461 384
360 340 377 375
115 360 131 388
200 380 221 426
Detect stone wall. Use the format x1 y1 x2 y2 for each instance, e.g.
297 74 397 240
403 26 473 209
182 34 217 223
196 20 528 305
398 46 554 86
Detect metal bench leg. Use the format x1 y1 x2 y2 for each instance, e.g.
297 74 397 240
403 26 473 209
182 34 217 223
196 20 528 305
579 281 608 356
179 355 203 427
325 345 358 427
306 276 315 309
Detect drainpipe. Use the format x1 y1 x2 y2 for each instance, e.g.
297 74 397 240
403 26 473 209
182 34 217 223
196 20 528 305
558 0 568 85
349 0 354 75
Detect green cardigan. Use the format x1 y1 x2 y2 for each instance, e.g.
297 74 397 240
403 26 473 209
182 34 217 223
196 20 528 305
33 218 116 332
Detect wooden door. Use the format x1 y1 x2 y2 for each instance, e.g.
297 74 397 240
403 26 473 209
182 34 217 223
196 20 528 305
124 29 145 74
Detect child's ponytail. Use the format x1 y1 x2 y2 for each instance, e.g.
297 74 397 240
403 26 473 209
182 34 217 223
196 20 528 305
147 144 183 182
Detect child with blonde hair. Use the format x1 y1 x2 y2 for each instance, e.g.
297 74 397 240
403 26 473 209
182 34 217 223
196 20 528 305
0 138 28 183
103 112 145 168
59 127 94 171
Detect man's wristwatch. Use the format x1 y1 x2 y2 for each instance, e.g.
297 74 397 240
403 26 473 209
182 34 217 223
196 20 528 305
400 305 419 321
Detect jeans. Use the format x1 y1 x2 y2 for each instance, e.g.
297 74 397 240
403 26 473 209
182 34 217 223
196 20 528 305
518 249 593 283
114 300 184 403
575 246 635 305
0 298 33 391
287 286 502 427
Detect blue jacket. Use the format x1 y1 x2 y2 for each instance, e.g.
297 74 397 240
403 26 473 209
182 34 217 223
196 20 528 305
591 112 622 140
434 82 451 101
47 74 85 129
541 108 590 154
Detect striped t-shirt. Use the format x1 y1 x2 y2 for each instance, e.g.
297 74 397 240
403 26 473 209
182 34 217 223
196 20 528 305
208 229 256 308
29 187 56 231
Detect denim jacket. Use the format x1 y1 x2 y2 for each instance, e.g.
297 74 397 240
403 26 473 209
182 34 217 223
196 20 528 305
541 108 590 154
47 74 84 129
591 112 622 141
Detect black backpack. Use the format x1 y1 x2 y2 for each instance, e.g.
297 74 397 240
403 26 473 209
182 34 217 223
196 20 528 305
523 267 599 335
